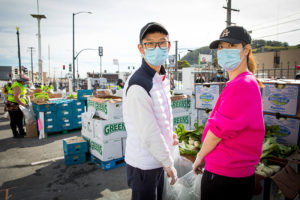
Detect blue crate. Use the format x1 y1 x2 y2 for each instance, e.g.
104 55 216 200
72 118 82 129
57 100 74 110
36 103 56 112
57 109 73 119
77 90 93 101
58 121 73 131
63 137 88 155
64 153 86 166
90 155 125 170
44 117 57 127
73 100 85 108
73 113 82 122
44 123 58 133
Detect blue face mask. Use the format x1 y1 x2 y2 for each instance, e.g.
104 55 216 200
217 49 244 71
217 74 221 78
144 47 168 66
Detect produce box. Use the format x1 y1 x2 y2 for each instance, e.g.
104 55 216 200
173 112 190 130
63 136 88 155
84 137 123 162
198 109 212 126
171 95 191 113
93 117 127 141
264 114 300 145
190 110 198 129
261 82 300 117
195 83 222 109
26 123 38 137
90 96 123 120
87 98 96 113
36 103 56 112
77 89 93 101
81 112 94 139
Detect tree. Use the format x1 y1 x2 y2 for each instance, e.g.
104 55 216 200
181 46 211 64
178 60 191 69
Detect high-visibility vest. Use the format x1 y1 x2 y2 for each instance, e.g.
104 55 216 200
7 81 28 104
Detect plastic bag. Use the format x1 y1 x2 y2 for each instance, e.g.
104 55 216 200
163 171 202 200
173 145 194 178
19 105 36 125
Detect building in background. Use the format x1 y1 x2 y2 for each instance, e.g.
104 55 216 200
253 48 300 79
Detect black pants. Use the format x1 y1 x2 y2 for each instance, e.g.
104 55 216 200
8 109 25 136
201 170 255 200
126 164 164 200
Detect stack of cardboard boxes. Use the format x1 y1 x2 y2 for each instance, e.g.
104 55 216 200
171 95 192 130
195 83 224 126
63 136 88 166
261 80 300 146
81 96 127 170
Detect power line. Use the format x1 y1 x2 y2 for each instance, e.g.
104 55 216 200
251 18 300 31
256 28 300 39
251 11 300 29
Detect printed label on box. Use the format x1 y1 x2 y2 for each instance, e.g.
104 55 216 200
94 118 127 141
195 84 220 109
173 112 190 130
264 114 300 145
262 84 299 116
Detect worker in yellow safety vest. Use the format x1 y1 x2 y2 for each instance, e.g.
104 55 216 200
6 76 30 138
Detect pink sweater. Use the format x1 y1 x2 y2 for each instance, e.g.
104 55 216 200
202 72 265 178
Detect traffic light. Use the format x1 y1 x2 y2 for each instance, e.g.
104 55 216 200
24 67 28 75
63 65 65 70
15 69 18 74
78 73 80 78
69 64 72 72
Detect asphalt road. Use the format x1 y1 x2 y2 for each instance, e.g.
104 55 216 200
0 98 131 200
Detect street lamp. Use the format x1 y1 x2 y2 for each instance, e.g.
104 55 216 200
72 11 92 91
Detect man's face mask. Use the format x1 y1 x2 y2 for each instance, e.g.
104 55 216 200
144 47 168 66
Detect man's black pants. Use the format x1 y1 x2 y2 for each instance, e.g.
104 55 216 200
8 109 25 136
201 170 255 200
126 164 164 200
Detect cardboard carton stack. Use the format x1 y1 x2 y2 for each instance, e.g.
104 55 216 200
261 80 300 146
195 83 224 126
171 95 191 130
82 95 126 170
63 136 88 166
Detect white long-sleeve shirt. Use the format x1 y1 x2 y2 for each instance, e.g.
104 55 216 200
123 59 174 170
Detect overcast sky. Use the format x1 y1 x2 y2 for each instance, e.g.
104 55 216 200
1 0 300 78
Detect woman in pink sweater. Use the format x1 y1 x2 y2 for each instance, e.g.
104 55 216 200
193 26 265 200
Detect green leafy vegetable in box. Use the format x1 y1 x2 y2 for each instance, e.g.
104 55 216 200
33 92 49 100
68 94 77 99
175 123 205 156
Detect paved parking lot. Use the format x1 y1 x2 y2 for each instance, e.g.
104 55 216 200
0 98 131 200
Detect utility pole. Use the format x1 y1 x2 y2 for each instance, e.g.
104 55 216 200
175 40 178 84
16 27 22 78
28 47 35 82
223 0 239 27
48 44 50 84
98 46 103 78
31 0 46 84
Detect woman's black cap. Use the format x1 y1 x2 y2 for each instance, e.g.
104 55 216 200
209 26 251 49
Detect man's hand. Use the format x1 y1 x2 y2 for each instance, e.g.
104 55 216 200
193 155 205 175
172 133 178 146
165 166 177 185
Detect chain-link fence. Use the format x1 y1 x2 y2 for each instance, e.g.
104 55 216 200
255 67 299 79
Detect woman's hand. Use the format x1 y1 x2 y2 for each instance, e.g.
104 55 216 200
172 133 179 145
193 155 204 175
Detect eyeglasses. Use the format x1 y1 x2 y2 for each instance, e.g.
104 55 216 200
143 41 170 49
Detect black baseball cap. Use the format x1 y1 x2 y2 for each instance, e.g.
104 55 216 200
209 26 251 49
139 22 168 43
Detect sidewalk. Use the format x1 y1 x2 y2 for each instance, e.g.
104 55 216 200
0 97 131 200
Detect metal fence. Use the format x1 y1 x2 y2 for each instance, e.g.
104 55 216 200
255 68 298 79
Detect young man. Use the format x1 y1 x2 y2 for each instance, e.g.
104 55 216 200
123 22 178 200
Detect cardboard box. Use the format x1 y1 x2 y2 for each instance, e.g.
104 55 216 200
195 83 222 109
86 137 123 161
93 117 127 141
173 112 190 130
63 136 88 155
122 137 126 157
87 98 96 113
171 95 191 113
81 112 94 139
190 110 198 129
261 82 300 116
198 109 212 126
264 114 300 145
91 97 123 120
26 123 38 137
